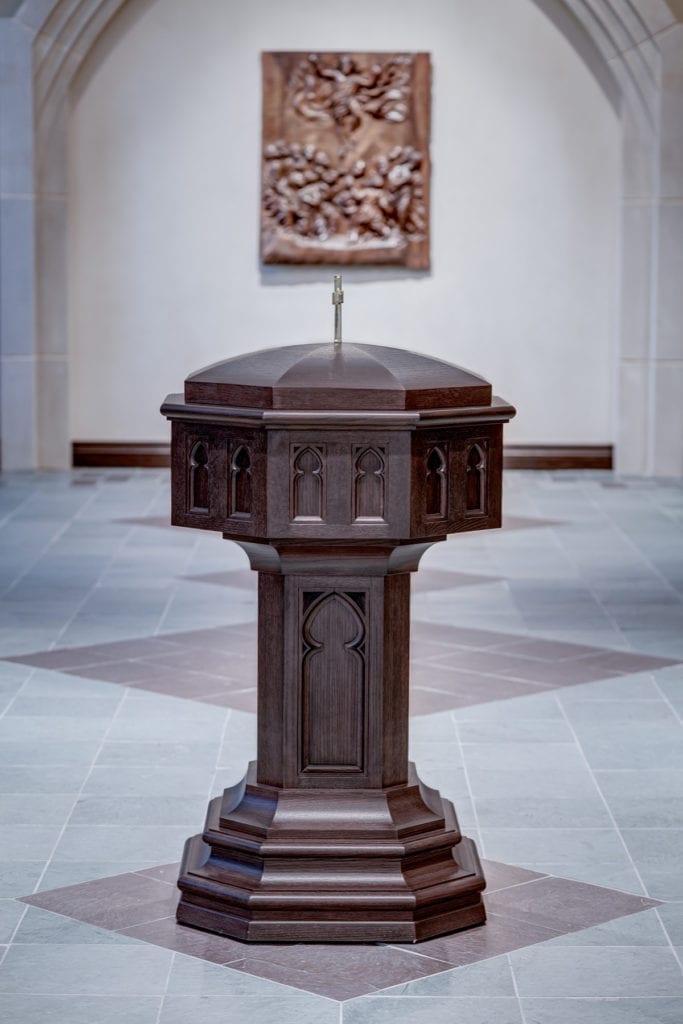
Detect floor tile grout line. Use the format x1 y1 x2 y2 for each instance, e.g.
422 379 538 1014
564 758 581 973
0 664 40 722
154 949 176 1024
209 704 235 802
651 673 683 726
507 950 530 1024
27 683 131 897
553 694 652 898
451 711 485 857
154 530 204 638
653 907 683 976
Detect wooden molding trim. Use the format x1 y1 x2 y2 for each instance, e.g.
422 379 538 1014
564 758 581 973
73 442 613 472
72 442 171 468
503 445 613 470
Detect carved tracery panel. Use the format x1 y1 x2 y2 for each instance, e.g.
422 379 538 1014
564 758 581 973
291 445 325 521
189 441 209 513
354 446 385 521
425 445 447 518
300 591 366 772
229 444 252 518
466 443 487 514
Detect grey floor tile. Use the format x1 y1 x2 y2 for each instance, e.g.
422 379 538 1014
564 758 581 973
68 794 205 826
479 828 629 866
474 795 613 828
595 769 683 828
5 695 122 718
452 693 566 721
0 825 62 860
0 740 101 765
570 721 683 770
558 675 665 701
341 996 523 1024
16 672 122 699
658 903 683 945
462 742 586 772
0 995 162 1024
83 763 213 798
541 908 669 946
36 860 163 891
166 954 298 996
467 767 598 799
510 946 683 997
0 764 87 793
379 954 515 995
0 716 112 742
520 997 683 1024
457 719 575 744
0 861 46 898
621 830 683 900
160 994 340 1023
51 825 190 864
513 861 648 895
13 905 143 944
0 794 75 825
0 899 25 942
0 943 174 993
96 740 218 766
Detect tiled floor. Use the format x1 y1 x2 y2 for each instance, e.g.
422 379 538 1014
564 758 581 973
0 469 682 1023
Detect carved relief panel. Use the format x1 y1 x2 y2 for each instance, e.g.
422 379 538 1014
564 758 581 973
261 51 431 269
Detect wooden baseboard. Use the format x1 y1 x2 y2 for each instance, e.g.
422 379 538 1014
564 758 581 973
72 442 171 468
73 441 613 472
503 445 613 470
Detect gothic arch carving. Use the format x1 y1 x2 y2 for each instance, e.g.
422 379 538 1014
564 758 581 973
230 444 252 517
425 446 447 518
300 591 366 772
291 445 324 520
189 440 209 512
466 443 487 513
354 446 386 521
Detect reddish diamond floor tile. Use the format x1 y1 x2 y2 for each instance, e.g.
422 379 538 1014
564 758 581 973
6 619 679 714
19 858 659 1001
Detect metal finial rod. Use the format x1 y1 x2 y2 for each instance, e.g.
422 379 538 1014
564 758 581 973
332 274 344 346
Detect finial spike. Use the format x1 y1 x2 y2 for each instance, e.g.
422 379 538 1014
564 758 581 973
332 274 344 346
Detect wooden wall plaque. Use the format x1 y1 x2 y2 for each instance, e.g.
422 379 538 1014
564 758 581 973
261 51 431 269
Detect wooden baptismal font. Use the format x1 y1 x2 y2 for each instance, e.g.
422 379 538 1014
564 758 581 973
161 278 515 942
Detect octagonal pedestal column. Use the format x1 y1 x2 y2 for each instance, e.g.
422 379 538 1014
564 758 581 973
176 551 486 942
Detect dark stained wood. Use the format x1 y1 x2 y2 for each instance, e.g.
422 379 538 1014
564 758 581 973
162 339 515 942
503 444 613 470
184 344 492 411
72 441 171 467
260 52 431 269
73 441 613 471
177 762 485 942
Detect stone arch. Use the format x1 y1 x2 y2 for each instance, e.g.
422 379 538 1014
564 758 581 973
1 0 680 474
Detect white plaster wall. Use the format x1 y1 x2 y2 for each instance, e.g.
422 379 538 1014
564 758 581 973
68 0 621 444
